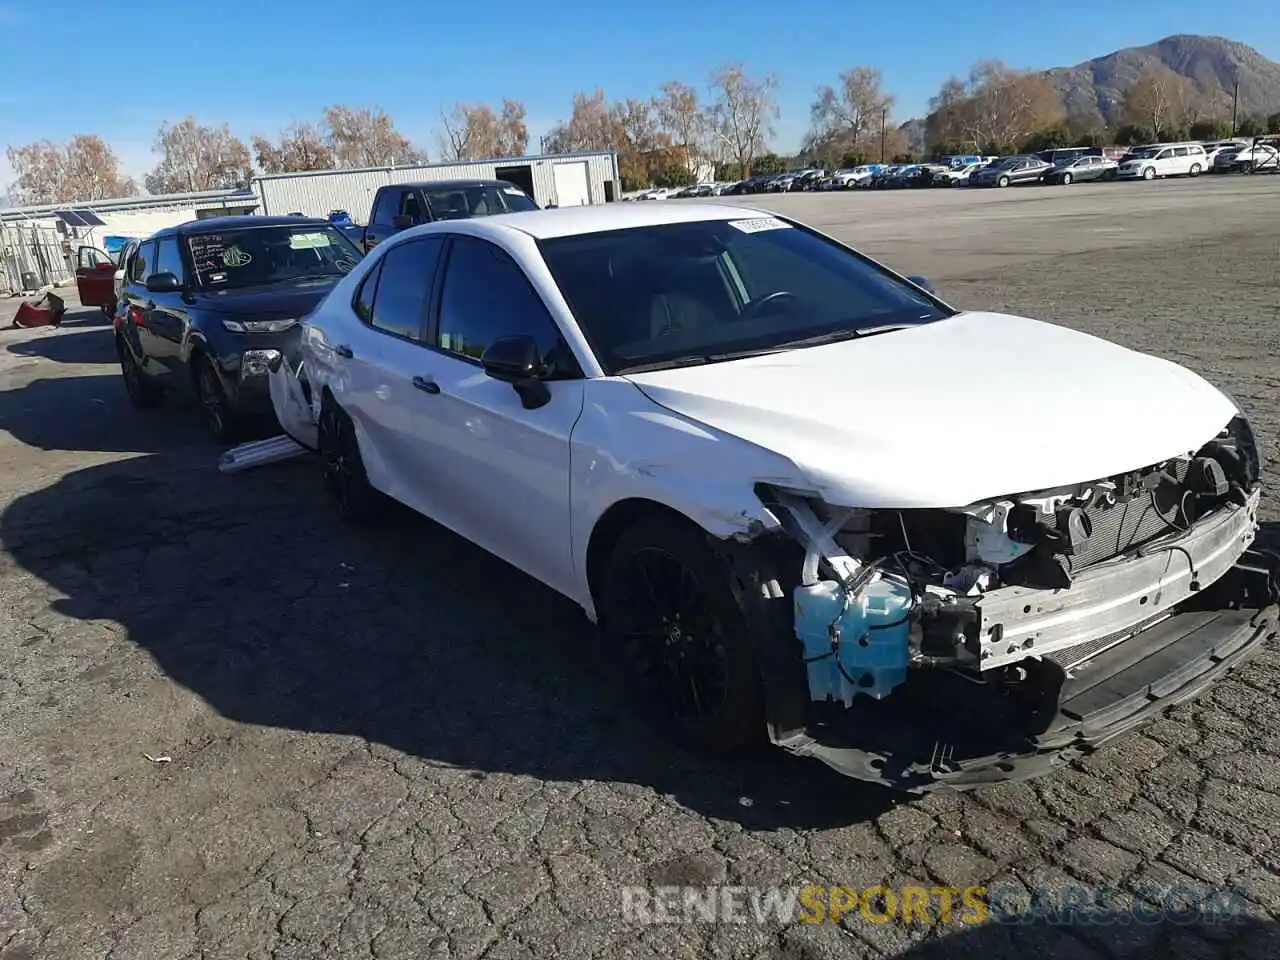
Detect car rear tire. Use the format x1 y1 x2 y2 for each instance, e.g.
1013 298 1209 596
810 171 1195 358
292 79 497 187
598 515 766 755
318 397 386 525
1189 163 1202 177
118 338 163 409
194 356 240 445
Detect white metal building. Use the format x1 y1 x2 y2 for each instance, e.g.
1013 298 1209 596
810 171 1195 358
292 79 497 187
253 150 620 220
0 188 259 293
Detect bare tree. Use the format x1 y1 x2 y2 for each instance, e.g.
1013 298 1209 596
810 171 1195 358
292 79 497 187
5 135 135 204
439 100 528 161
1123 67 1201 138
145 118 252 194
926 61 1063 153
809 67 895 157
252 122 335 174
544 89 619 153
322 105 424 168
653 81 706 159
707 62 779 177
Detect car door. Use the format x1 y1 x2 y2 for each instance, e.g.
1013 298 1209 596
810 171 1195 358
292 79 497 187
74 245 116 307
337 235 449 515
144 235 192 379
118 240 167 379
362 189 402 251
407 234 586 597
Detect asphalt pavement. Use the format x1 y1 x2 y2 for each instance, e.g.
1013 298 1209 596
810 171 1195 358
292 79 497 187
0 175 1278 960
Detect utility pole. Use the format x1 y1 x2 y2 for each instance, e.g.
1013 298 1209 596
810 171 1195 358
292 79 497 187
1230 76 1239 137
880 107 887 163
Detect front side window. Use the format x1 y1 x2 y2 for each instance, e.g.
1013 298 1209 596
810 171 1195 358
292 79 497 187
539 218 952 375
435 236 563 362
186 224 362 289
130 242 155 283
154 238 184 281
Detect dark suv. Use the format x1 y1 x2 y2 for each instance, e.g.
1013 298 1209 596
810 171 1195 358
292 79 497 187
360 179 539 252
114 216 363 443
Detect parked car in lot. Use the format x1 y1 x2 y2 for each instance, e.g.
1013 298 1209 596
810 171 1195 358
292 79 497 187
969 155 1052 187
1041 154 1119 184
1213 141 1280 173
282 200 1278 793
115 216 363 442
1115 142 1207 180
1202 140 1250 170
360 179 538 252
932 162 985 186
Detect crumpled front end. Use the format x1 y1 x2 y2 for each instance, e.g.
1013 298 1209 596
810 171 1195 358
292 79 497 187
748 412 1280 791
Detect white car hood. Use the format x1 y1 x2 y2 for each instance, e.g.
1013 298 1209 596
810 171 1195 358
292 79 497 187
624 311 1237 509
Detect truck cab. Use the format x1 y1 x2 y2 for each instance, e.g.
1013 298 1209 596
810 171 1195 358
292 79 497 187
360 179 539 252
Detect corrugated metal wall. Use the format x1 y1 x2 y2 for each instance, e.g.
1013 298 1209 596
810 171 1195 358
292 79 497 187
254 152 620 220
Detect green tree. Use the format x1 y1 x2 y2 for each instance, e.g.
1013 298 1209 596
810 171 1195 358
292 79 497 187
752 152 786 174
1267 113 1280 134
1189 119 1231 141
651 162 695 188
1236 115 1265 137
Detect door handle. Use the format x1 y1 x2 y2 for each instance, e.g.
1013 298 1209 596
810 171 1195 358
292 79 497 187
412 376 440 395
334 344 354 358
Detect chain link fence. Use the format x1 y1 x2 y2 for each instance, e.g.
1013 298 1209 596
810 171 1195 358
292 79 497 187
0 221 74 295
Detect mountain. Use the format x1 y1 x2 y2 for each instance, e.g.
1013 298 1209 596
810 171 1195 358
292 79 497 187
1047 35 1280 128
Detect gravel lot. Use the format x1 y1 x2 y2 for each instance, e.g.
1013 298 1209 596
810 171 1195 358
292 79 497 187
1 176 1278 960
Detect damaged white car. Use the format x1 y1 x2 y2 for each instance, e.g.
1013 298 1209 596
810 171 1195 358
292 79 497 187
263 202 1279 792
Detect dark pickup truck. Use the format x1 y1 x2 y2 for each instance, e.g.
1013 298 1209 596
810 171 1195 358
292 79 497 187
357 179 539 252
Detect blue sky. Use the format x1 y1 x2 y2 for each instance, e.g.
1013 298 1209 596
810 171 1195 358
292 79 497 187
0 0 1274 188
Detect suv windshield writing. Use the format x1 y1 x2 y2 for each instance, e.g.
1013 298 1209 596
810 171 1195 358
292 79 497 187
538 218 953 375
423 184 538 221
187 224 361 289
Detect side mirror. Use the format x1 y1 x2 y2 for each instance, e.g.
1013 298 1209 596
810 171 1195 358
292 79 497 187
391 214 414 229
145 272 182 294
481 335 551 410
906 275 937 295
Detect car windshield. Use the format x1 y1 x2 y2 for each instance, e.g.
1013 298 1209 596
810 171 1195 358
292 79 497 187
187 224 361 289
537 217 954 375
423 184 538 220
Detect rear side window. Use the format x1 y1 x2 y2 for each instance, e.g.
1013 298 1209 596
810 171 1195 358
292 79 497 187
353 260 383 324
366 237 444 341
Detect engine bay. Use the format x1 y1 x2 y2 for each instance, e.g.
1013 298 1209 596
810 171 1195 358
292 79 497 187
758 414 1263 706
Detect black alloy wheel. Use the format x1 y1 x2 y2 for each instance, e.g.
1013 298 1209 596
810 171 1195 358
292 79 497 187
119 340 162 408
318 399 383 524
601 518 764 754
194 357 236 444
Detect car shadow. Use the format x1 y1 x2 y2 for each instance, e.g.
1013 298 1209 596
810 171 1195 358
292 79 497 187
6 325 118 365
829 912 1278 960
0 450 900 830
0 373 211 453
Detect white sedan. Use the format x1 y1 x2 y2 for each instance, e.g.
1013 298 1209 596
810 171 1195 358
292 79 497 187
290 202 1277 792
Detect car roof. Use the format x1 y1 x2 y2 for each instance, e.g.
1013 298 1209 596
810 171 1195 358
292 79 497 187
155 215 330 237
391 179 517 190
447 201 778 240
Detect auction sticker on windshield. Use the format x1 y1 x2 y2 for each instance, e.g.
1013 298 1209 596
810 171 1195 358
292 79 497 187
289 232 332 250
728 217 791 234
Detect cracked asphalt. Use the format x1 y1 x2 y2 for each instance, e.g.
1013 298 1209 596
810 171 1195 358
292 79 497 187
1 175 1279 959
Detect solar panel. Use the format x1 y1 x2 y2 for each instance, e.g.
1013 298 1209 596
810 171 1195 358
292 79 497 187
73 209 106 226
54 211 87 227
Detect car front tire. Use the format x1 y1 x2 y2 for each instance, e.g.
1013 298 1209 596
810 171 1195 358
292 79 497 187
318 397 386 525
1143 167 1156 180
1061 172 1073 185
599 515 766 755
118 337 163 409
193 356 240 445
997 175 1010 188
